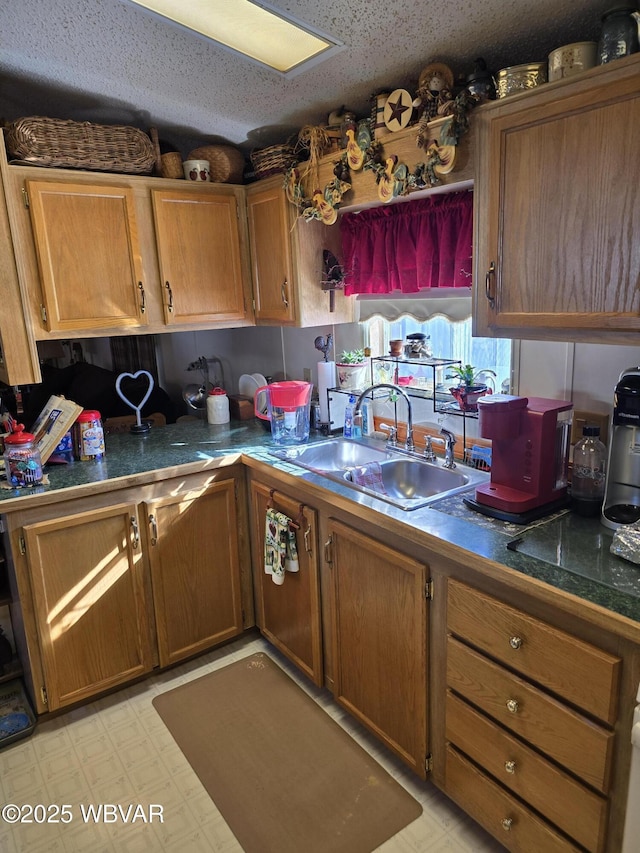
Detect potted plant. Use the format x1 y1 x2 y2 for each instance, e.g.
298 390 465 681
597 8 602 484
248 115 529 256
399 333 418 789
336 349 368 391
446 364 496 412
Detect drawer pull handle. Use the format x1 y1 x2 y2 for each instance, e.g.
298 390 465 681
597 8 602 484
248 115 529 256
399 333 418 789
509 636 522 650
504 760 516 774
501 817 513 832
506 699 519 714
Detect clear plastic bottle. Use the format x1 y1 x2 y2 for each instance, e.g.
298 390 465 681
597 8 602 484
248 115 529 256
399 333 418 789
343 395 355 438
207 387 230 425
571 425 607 517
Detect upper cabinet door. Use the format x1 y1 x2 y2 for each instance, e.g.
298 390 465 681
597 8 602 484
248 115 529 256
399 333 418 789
247 184 296 325
474 55 640 344
151 188 248 325
26 180 147 332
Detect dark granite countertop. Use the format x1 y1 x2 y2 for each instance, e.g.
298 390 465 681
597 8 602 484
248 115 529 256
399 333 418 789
1 419 638 625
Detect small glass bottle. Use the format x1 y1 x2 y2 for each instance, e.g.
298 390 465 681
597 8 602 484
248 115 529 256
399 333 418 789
4 426 43 488
571 425 607 517
597 6 639 65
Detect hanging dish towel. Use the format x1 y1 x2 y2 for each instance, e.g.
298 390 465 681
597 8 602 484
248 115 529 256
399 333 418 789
264 508 299 585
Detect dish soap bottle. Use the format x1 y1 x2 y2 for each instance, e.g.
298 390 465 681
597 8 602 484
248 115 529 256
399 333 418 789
571 424 606 517
343 395 356 438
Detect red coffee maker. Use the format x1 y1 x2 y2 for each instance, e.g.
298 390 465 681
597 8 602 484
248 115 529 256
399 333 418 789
464 394 573 522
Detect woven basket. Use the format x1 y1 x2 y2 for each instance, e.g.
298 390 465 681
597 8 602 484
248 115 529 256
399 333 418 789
4 116 157 174
250 143 297 179
188 144 245 183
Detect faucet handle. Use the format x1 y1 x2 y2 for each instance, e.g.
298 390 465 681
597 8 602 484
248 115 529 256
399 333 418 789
379 422 398 446
423 436 437 463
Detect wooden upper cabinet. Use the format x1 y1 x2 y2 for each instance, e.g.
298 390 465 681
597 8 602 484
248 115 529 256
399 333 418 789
247 183 296 324
26 180 147 332
247 179 355 327
473 54 640 343
151 187 248 325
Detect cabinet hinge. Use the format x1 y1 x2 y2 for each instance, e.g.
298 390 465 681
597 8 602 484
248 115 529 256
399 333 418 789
21 186 29 209
425 579 434 600
40 304 47 323
425 754 433 773
19 535 26 556
40 685 48 706
0 517 5 534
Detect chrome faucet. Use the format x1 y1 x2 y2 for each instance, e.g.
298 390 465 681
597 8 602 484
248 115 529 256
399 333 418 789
440 428 457 469
354 383 414 452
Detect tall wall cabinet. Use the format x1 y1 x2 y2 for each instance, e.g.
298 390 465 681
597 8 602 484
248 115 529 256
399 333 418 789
473 52 640 344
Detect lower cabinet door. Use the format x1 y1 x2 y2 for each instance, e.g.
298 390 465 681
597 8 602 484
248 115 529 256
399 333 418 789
24 503 154 711
250 481 323 686
144 479 244 667
328 518 428 777
446 745 581 852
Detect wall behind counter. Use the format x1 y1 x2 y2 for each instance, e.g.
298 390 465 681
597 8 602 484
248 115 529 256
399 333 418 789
67 327 640 423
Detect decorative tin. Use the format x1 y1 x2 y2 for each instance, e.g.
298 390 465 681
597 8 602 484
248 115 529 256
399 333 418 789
496 62 548 98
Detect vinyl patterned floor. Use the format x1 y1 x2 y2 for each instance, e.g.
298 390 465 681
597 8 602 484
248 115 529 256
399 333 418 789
0 635 505 853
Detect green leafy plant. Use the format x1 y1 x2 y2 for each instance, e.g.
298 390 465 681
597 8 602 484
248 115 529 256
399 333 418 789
446 364 496 388
338 349 365 364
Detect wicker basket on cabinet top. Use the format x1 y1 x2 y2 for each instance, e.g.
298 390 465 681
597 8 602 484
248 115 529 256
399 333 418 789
187 144 246 183
4 116 158 174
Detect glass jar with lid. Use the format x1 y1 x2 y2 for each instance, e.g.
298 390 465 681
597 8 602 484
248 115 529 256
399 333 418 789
597 6 639 64
4 426 43 488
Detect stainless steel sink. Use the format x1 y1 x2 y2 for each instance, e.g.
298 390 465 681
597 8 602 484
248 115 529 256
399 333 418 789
271 437 489 510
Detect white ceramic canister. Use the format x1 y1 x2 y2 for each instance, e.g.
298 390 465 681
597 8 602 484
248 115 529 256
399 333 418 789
207 387 230 424
548 42 597 82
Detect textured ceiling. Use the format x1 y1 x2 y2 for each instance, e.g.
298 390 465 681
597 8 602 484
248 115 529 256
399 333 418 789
0 0 607 155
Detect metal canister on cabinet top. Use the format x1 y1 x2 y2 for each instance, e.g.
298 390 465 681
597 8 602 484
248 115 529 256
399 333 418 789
74 410 105 460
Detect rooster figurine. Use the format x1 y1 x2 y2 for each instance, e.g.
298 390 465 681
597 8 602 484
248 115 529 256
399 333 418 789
314 333 333 361
312 188 338 225
377 155 408 203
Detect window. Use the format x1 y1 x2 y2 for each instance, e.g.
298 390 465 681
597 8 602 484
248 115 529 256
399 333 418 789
364 314 513 394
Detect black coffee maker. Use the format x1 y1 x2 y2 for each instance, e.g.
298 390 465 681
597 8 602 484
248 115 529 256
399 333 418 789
601 368 640 529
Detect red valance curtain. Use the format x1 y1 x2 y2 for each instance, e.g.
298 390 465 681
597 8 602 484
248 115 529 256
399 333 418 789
340 190 473 295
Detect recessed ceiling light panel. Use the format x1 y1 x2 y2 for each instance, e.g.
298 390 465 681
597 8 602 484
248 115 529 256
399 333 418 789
125 0 344 75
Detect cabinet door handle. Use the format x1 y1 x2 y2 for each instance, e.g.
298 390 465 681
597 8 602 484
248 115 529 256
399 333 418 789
149 513 158 546
504 760 516 774
165 281 174 312
138 281 146 313
281 279 289 308
130 516 140 549
501 817 513 832
506 698 519 714
485 261 496 307
509 636 523 650
324 536 333 565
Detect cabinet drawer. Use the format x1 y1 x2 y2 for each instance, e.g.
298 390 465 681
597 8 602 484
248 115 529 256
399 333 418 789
446 691 608 853
445 744 581 852
447 636 614 793
447 579 620 724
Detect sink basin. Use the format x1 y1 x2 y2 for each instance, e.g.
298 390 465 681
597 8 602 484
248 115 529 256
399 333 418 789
272 437 387 472
271 438 489 510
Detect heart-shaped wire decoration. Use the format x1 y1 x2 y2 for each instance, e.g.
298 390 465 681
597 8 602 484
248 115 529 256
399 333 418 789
115 370 155 432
